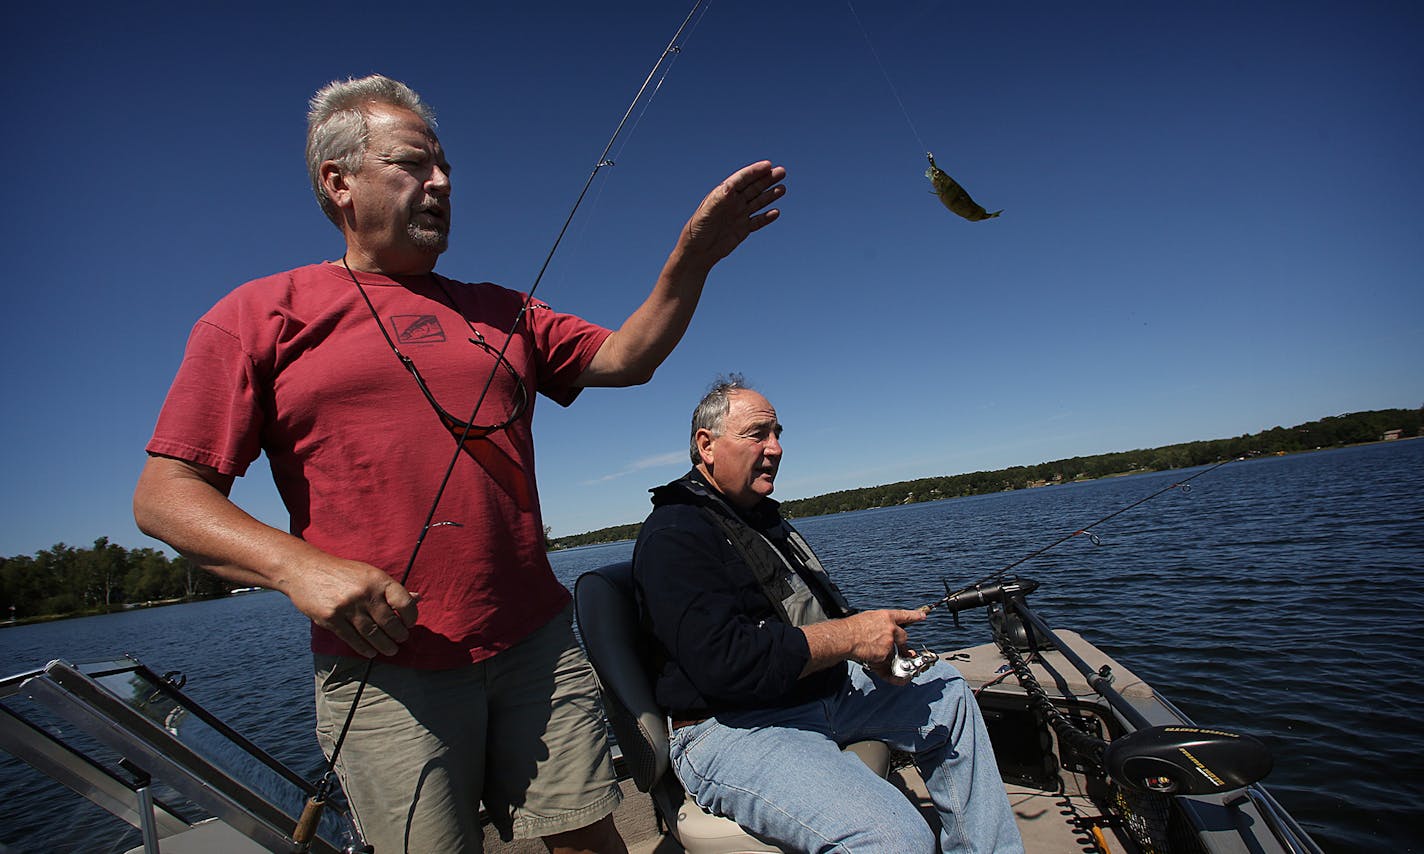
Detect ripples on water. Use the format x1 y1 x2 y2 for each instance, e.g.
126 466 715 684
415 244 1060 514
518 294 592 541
2 441 1419 852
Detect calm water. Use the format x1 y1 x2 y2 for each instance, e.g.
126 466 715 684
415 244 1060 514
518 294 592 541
2 440 1420 852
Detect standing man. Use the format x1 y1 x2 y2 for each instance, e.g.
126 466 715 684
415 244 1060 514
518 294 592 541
133 75 785 854
632 376 1023 853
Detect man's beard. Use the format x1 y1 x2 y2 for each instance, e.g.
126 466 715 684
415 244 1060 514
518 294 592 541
407 222 449 254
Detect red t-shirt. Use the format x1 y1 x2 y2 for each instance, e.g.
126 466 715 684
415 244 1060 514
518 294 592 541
147 262 612 668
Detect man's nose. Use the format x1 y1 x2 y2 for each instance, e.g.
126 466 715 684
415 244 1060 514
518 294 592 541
428 165 451 196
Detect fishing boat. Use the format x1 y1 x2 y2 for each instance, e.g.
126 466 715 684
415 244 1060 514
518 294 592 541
1 561 1322 854
565 562 1323 854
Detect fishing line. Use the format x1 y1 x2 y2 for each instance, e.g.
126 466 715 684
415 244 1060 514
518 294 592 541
606 1 709 169
300 1 713 841
845 0 929 155
550 0 711 293
846 2 1002 222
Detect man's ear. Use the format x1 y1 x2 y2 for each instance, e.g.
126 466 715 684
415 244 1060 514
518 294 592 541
320 161 353 211
694 429 716 466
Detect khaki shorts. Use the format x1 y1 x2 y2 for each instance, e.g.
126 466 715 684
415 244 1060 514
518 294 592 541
314 604 621 852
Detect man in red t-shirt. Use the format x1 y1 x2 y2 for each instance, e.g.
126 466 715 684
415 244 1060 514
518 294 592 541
133 74 785 854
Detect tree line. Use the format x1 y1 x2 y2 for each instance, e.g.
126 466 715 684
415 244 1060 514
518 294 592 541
549 407 1421 548
1 537 228 623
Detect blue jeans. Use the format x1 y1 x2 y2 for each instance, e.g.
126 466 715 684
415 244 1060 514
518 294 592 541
668 661 1023 854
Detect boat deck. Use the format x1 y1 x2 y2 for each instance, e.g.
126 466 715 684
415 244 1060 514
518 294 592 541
480 772 1121 853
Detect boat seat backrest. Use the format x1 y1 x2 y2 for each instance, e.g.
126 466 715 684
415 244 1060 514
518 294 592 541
573 561 668 792
574 561 890 854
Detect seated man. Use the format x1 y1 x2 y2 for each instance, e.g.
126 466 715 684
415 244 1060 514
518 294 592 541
632 376 1024 854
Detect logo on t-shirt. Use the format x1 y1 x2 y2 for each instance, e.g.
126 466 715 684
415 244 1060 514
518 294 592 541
392 315 445 344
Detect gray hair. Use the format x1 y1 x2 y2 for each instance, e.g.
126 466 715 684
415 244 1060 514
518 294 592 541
306 75 437 226
690 373 751 465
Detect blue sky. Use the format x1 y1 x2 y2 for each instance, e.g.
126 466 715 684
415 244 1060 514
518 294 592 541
2 1 1420 557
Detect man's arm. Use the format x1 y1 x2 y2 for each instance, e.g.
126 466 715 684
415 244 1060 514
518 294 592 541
133 455 418 658
577 161 786 387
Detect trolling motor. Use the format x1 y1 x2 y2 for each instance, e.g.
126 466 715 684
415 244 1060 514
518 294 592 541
922 576 1041 617
904 457 1274 797
922 575 1274 797
1102 725 1274 796
1004 593 1274 796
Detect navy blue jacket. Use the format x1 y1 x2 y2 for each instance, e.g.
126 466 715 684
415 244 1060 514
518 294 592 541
632 470 852 718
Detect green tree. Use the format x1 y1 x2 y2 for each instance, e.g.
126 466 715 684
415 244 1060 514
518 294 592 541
76 537 128 609
125 547 178 602
1 554 38 619
31 544 82 616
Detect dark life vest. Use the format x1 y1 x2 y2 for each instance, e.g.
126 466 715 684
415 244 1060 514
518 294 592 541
647 472 855 628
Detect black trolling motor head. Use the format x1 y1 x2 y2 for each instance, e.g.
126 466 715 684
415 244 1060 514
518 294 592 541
1103 725 1274 796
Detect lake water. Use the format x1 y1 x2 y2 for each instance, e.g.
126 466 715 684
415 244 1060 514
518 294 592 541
2 440 1420 852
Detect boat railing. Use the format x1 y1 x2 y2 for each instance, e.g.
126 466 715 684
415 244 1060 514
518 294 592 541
0 655 364 854
1240 784 1327 854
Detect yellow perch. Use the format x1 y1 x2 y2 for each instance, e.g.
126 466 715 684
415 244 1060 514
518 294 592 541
925 152 1001 221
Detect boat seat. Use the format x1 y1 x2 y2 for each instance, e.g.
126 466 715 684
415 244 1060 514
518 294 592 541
574 561 890 854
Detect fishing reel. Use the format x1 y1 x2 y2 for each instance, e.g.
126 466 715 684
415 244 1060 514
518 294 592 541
862 646 937 681
890 647 938 679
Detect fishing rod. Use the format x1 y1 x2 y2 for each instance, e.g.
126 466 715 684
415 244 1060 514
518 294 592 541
885 456 1246 679
881 455 1273 799
920 454 1247 616
886 577 1039 678
295 4 712 851
903 575 1273 797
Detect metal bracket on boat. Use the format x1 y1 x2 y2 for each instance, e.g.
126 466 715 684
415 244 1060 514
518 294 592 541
988 603 1040 652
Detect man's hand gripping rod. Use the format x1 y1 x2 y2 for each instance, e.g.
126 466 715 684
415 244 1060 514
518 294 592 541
887 578 1042 678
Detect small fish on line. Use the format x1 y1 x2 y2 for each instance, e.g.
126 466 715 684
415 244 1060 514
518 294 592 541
925 152 1001 221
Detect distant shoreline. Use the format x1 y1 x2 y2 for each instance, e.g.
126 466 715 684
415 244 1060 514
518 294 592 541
0 591 258 629
546 425 1421 551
